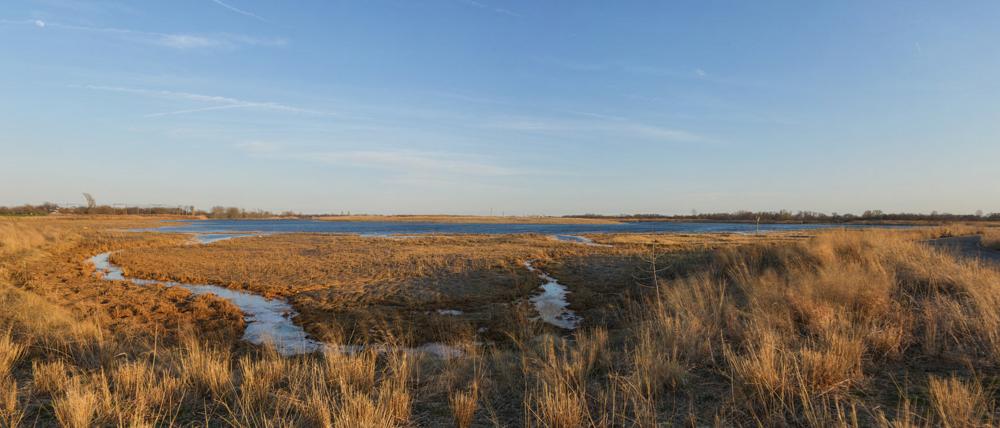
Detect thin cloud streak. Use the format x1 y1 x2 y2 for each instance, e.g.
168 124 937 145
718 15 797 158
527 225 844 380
459 0 520 17
536 57 770 89
488 116 709 143
82 85 337 117
237 143 523 177
0 18 284 49
210 0 268 22
301 150 518 176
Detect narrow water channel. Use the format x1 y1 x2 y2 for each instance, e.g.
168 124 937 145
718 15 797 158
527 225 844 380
88 238 464 358
524 261 582 329
89 252 323 355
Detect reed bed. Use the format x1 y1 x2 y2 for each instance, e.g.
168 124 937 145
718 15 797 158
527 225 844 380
0 217 998 425
982 228 1000 250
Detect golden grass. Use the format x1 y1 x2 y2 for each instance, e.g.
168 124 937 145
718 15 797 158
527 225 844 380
31 360 69 396
1 217 999 425
112 232 798 344
928 375 992 427
53 379 99 428
449 378 480 428
0 376 23 428
982 228 1000 251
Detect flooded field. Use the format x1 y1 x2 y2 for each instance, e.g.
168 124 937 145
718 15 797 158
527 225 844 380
146 218 892 236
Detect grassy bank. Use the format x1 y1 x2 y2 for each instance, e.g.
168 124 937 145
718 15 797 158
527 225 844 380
983 229 1000 250
0 218 998 426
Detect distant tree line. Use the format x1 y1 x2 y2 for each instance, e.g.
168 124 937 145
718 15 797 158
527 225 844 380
0 203 293 218
572 209 1000 223
205 206 282 219
0 203 60 216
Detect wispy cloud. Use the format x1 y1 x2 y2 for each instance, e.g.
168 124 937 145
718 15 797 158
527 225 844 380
487 116 709 144
236 143 520 177
210 0 267 22
302 150 518 176
82 85 336 117
536 57 768 89
0 18 285 50
459 0 520 17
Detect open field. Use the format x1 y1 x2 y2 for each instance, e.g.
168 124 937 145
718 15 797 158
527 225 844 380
314 215 623 224
2 217 1000 426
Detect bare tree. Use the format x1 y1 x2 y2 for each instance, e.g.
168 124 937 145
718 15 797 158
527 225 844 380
82 193 96 211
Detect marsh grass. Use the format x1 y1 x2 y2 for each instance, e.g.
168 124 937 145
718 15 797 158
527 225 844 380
1 218 1000 426
982 229 1000 251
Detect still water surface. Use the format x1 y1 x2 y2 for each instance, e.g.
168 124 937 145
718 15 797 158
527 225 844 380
146 219 893 236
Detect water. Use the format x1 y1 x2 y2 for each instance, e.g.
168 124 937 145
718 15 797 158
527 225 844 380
143 219 892 236
524 261 581 330
192 233 257 244
552 234 596 244
89 249 462 358
89 252 324 355
551 234 612 246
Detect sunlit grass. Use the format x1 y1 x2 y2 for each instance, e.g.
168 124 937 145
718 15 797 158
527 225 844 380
0 217 998 425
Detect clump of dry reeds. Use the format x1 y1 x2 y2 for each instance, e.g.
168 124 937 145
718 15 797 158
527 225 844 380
982 229 1000 251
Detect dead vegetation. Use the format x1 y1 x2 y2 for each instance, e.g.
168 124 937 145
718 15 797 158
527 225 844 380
1 217 999 426
982 228 1000 251
111 232 793 344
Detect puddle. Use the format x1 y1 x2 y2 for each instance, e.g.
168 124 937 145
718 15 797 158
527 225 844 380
359 233 421 240
193 233 255 244
194 233 259 245
550 234 611 247
524 261 582 329
88 251 464 358
436 309 464 316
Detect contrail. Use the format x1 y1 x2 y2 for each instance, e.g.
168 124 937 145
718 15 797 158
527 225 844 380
210 0 267 22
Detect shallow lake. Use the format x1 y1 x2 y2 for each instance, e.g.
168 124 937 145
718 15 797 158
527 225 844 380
144 219 902 236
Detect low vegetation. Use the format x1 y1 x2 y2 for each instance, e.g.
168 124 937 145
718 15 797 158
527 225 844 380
111 232 801 344
0 217 998 426
983 229 1000 250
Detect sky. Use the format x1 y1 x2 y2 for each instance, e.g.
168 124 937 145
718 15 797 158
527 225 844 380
1 0 998 215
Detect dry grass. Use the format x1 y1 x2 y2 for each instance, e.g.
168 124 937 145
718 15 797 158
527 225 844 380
928 375 992 427
449 378 480 428
112 232 797 344
982 229 1000 251
52 379 99 428
1 217 999 426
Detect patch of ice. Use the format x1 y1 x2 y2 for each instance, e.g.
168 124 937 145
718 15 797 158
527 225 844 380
192 233 262 244
524 260 582 330
550 234 611 247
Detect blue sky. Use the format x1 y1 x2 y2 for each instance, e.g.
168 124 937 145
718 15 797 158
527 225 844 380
1 1 998 215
